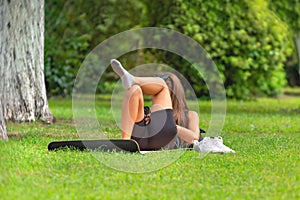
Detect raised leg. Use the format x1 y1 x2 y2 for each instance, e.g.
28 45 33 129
120 78 173 139
121 85 144 139
111 59 172 112
111 59 174 139
111 59 135 89
135 77 172 112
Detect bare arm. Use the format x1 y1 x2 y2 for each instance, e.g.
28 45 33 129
176 111 200 144
188 111 200 140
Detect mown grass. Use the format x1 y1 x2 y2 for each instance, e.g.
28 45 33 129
0 95 299 199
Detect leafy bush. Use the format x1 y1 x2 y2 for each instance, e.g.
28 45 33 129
142 0 294 98
44 0 144 96
268 0 300 87
45 0 296 99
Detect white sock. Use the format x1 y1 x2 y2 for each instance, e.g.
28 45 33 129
111 59 135 89
193 140 199 145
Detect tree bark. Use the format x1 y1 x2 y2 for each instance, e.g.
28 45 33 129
0 0 54 140
0 100 7 140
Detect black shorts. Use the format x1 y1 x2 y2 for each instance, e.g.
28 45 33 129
131 109 178 151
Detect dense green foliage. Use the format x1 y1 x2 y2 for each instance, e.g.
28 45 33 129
268 0 300 36
268 0 300 87
45 0 145 96
45 0 299 99
144 0 294 98
1 96 300 199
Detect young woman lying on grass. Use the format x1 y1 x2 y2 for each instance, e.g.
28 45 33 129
111 59 235 153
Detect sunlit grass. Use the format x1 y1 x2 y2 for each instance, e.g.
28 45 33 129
0 95 299 199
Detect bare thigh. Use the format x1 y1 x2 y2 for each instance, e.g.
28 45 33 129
151 86 172 112
135 77 172 112
123 85 145 122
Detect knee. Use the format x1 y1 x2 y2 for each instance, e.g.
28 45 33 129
125 85 142 99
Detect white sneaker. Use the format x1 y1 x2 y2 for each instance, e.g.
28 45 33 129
193 137 224 153
211 136 236 154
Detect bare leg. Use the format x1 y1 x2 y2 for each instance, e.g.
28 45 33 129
135 78 200 144
110 59 172 111
121 78 173 139
121 85 144 139
111 59 173 139
135 77 172 112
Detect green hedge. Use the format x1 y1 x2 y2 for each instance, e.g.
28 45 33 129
45 0 296 99
142 0 294 98
268 0 300 87
45 0 144 96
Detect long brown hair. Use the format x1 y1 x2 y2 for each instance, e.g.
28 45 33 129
164 72 189 128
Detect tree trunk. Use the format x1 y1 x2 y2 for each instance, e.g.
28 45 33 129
0 0 54 140
0 100 7 140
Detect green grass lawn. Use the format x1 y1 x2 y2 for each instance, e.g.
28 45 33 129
0 95 299 199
